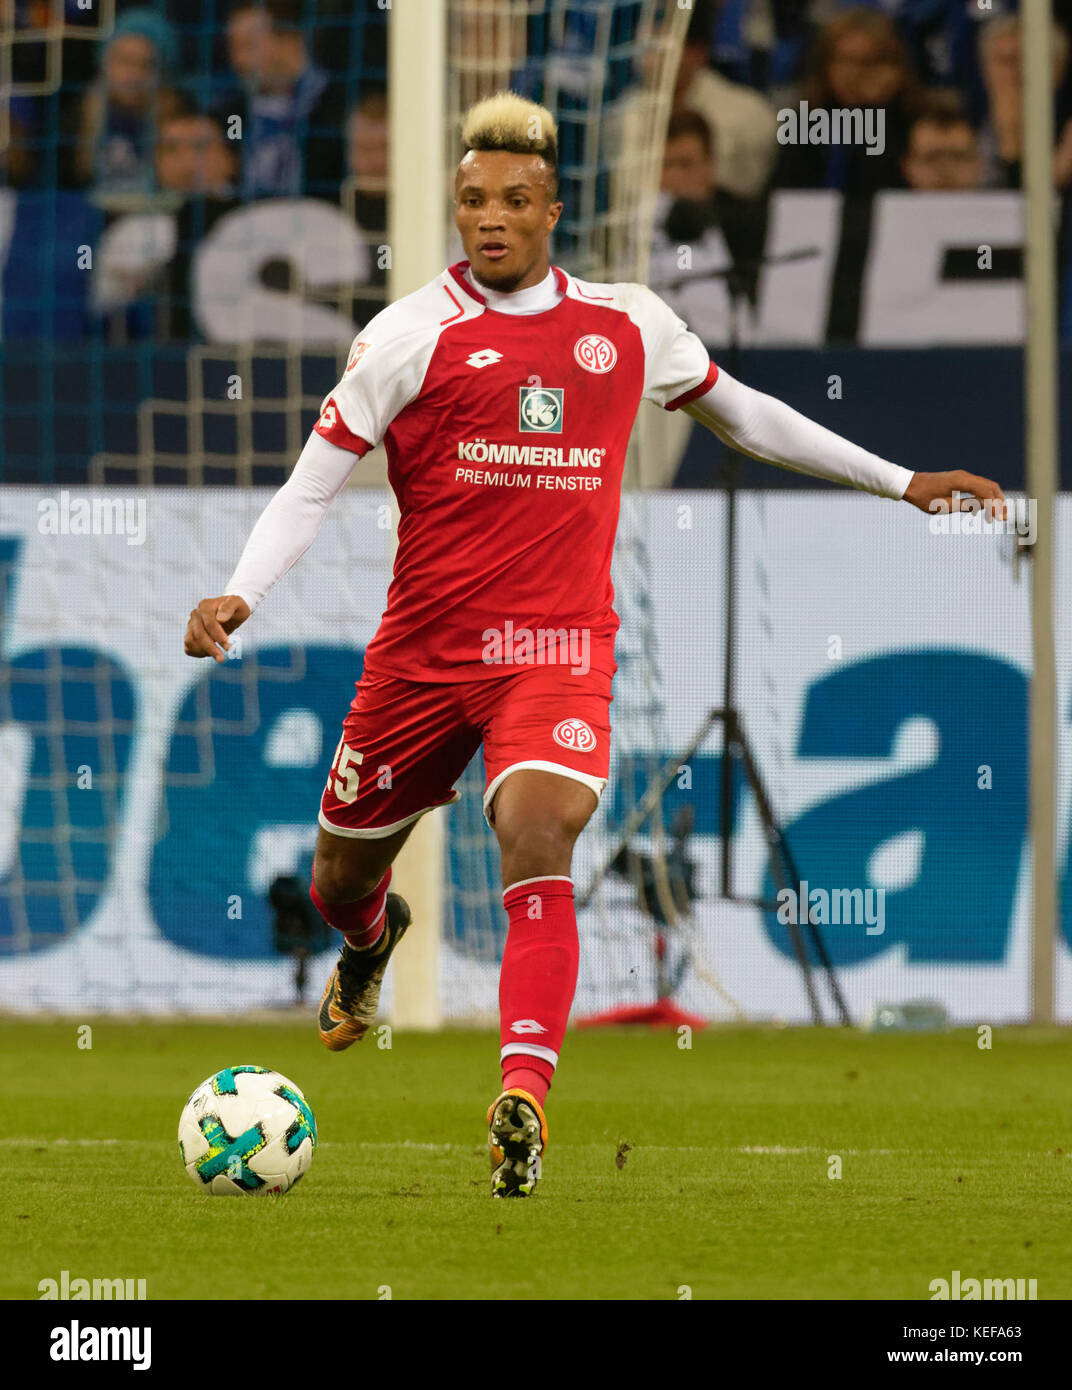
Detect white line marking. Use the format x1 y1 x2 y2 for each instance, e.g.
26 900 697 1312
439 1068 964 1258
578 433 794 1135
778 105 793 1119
735 1145 897 1155
10 1138 123 1147
10 1139 1009 1158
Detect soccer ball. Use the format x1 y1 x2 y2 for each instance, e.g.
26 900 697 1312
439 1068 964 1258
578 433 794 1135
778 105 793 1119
178 1065 317 1195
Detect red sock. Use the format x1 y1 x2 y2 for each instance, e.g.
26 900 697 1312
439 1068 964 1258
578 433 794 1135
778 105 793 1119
310 867 390 950
499 876 579 1109
502 1064 552 1108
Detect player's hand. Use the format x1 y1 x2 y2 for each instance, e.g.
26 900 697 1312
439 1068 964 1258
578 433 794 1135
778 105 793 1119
183 595 251 662
902 470 1006 523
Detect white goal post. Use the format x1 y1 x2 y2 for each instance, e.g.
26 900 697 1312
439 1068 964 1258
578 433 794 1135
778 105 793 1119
385 0 448 1029
1022 0 1059 1024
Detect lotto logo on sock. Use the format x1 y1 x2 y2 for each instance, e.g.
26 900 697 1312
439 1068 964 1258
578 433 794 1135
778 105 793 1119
509 1019 548 1034
552 718 596 752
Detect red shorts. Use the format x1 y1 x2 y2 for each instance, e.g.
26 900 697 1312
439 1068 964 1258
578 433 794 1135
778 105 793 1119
319 664 613 838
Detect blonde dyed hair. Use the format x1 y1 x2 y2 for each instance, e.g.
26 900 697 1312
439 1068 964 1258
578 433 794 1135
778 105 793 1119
460 91 558 173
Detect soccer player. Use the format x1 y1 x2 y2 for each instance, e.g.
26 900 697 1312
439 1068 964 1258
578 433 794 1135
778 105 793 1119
184 91 1004 1197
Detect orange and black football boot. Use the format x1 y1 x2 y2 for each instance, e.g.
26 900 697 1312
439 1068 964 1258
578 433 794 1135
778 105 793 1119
488 1088 548 1197
317 892 411 1051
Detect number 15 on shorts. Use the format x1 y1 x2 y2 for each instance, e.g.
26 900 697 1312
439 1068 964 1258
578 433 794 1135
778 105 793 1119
327 739 363 804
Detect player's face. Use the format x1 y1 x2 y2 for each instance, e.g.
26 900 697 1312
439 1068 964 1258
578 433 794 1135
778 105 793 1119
454 150 563 293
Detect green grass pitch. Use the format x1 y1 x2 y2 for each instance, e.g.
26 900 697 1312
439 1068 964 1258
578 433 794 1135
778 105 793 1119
3 1020 1070 1300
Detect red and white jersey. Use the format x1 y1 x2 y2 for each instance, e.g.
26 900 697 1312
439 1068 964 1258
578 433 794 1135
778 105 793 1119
314 261 716 682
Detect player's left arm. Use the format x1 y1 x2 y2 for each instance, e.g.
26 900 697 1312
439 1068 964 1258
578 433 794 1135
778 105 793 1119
682 367 1005 519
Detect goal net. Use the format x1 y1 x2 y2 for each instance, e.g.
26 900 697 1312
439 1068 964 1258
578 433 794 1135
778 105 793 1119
0 0 705 1023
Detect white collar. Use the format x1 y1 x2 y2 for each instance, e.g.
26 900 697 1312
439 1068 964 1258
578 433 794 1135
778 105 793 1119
465 266 562 315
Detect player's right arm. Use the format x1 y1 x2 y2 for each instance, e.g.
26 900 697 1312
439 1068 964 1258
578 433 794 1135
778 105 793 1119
183 296 438 662
183 429 361 661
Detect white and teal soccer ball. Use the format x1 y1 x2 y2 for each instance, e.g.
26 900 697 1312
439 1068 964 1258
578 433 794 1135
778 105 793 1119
178 1065 317 1195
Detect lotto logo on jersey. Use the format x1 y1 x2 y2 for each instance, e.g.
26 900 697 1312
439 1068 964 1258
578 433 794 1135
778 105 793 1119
466 348 503 369
552 718 596 752
574 334 618 374
518 386 563 433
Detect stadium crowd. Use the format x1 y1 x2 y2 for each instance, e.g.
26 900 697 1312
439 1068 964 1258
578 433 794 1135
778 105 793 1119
2 0 1068 342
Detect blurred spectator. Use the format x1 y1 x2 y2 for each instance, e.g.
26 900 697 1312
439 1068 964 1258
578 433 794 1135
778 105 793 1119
7 2 49 187
977 14 1072 191
73 7 187 198
711 0 811 95
661 109 720 205
682 0 979 102
91 111 240 338
346 87 388 227
156 111 239 197
4 100 40 189
672 4 779 200
862 0 980 93
344 87 389 326
13 0 51 21
775 8 921 195
901 92 983 191
648 110 768 345
213 0 348 201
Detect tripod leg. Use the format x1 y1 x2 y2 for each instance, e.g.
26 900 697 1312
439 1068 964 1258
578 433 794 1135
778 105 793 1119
727 714 824 1026
737 725 852 1027
776 839 853 1028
